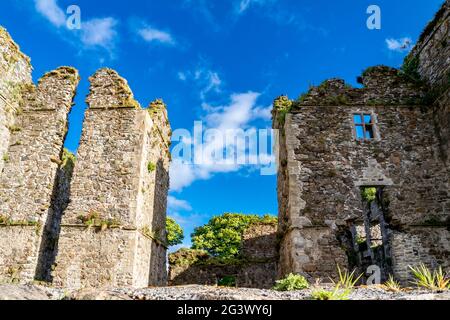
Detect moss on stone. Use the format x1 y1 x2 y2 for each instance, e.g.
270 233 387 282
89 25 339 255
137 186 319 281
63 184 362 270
0 214 40 228
400 55 422 84
416 2 448 46
77 211 121 231
147 161 156 173
61 148 76 173
0 26 31 66
39 67 80 85
361 65 394 78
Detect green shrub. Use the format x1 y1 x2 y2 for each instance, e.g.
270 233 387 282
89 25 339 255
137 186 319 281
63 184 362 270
361 187 377 203
166 217 184 247
273 96 293 124
311 285 351 300
333 265 363 289
409 264 449 291
273 273 309 291
218 276 236 287
383 275 402 292
191 213 277 258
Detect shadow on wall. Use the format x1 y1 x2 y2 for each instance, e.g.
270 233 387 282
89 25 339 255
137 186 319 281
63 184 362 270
149 158 169 286
35 149 75 282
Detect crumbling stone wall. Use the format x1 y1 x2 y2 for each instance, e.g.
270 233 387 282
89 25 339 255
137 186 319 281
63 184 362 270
0 29 171 288
0 27 32 173
273 65 450 283
169 223 278 289
0 64 79 283
52 69 171 289
408 1 449 163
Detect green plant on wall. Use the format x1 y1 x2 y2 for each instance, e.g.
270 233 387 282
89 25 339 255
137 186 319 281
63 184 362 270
273 96 293 124
77 211 121 231
147 161 156 173
361 187 377 203
400 55 422 83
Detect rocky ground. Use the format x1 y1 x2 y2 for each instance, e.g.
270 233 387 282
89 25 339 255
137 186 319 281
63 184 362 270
0 284 449 300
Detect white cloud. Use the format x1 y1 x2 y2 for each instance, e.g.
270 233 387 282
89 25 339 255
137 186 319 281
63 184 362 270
177 72 187 81
168 196 192 211
33 0 119 54
34 0 66 27
205 92 260 129
178 66 222 100
170 92 275 192
238 0 253 14
236 0 276 15
253 105 273 121
386 37 413 52
138 26 175 45
81 18 118 49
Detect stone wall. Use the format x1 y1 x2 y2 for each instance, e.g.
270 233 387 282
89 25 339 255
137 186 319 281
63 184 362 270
0 27 32 173
0 66 79 283
408 1 449 88
273 65 450 282
407 1 449 164
52 69 171 289
169 223 278 289
0 29 171 288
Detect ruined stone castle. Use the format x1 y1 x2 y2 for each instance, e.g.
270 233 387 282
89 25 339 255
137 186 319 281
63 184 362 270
0 2 449 291
273 2 449 284
0 27 171 288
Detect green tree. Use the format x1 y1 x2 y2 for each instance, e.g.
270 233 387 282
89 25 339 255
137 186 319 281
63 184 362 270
361 187 377 203
191 213 277 258
166 217 184 247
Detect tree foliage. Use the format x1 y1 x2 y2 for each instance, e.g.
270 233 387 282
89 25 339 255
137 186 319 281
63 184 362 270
191 213 277 258
361 187 377 203
166 217 184 247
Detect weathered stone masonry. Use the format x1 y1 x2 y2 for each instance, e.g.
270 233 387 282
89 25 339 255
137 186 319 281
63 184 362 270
169 222 278 289
0 27 79 283
273 2 449 284
52 70 171 288
0 28 171 288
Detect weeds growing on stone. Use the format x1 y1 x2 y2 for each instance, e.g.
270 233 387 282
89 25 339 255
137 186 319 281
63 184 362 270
332 265 363 289
383 275 402 292
273 273 309 291
409 264 450 291
78 211 121 231
147 162 156 173
218 276 236 287
310 285 351 300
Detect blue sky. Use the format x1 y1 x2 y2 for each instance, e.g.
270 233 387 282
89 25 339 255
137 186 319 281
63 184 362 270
0 0 443 248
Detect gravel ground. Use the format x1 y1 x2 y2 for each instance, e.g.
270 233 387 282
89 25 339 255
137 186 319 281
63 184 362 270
1 284 448 300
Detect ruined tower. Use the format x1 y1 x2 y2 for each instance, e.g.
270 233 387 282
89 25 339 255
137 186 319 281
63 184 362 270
51 69 171 289
0 27 79 283
0 28 171 288
273 2 449 283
